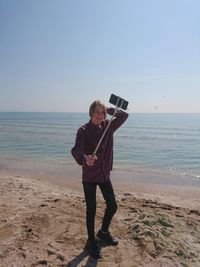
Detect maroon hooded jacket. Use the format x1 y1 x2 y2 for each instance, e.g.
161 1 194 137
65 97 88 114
71 108 128 183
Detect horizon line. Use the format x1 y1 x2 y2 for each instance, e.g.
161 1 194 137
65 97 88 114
0 111 200 114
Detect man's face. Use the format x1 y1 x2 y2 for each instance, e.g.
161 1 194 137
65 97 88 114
91 105 105 125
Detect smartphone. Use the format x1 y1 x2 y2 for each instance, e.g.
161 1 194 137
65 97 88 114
109 94 128 110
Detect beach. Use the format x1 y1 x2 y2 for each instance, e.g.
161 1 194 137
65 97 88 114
1 172 200 267
1 112 200 266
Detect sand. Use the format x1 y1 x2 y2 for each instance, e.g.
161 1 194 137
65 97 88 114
0 174 200 267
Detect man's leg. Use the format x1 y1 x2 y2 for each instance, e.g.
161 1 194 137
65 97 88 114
83 182 102 259
98 178 118 232
82 182 97 241
96 179 118 246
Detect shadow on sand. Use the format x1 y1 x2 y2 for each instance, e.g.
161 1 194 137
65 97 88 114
65 241 109 267
65 250 98 267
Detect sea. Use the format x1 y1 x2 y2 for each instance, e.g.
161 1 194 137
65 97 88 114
0 112 200 187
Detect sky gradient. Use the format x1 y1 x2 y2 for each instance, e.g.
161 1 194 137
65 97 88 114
1 0 200 113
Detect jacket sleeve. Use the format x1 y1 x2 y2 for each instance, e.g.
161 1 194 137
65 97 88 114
107 107 129 131
71 126 86 166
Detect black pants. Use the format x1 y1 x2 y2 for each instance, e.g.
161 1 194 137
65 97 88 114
83 179 117 241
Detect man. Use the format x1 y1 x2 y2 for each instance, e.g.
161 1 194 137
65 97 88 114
71 100 128 259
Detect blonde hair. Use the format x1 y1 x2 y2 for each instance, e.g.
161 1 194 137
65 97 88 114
89 100 106 118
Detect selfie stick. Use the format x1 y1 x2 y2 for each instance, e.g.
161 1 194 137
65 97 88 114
93 97 125 156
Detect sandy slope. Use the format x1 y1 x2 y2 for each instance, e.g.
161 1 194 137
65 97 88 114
0 175 200 267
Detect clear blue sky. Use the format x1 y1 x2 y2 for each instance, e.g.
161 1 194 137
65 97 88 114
0 0 200 113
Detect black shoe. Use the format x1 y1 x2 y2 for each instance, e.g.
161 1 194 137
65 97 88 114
84 239 102 259
96 229 118 246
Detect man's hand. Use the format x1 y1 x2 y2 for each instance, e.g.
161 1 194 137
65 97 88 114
84 154 97 166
